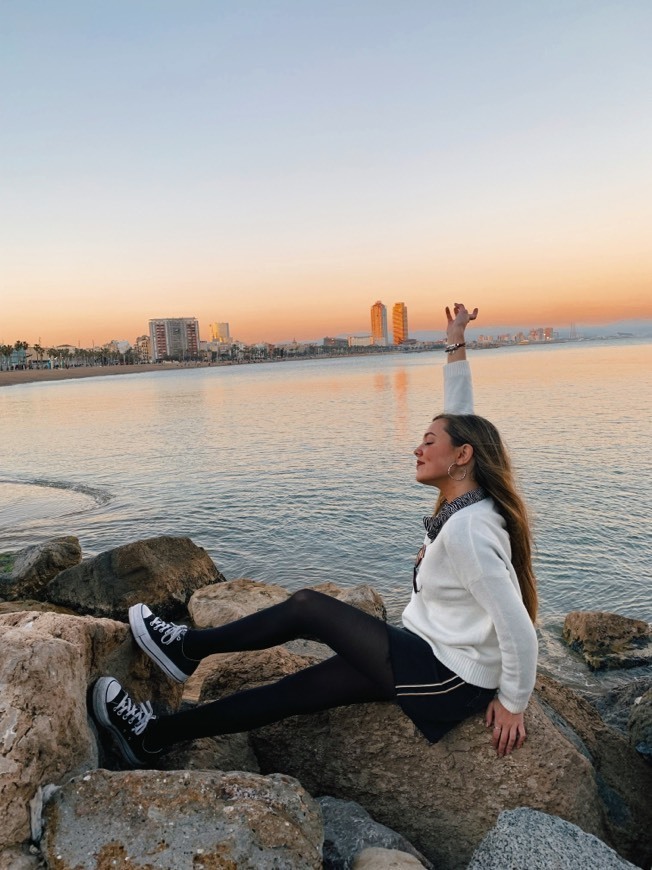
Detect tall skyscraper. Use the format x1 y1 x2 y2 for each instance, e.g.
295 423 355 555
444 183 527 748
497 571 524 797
148 318 200 360
210 322 231 343
392 302 408 345
370 301 388 346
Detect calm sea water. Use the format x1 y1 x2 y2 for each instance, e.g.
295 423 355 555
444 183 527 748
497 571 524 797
1 341 650 645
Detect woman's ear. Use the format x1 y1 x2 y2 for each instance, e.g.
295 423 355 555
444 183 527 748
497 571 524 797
458 443 474 465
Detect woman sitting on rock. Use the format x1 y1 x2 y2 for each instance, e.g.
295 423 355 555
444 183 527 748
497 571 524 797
91 303 538 766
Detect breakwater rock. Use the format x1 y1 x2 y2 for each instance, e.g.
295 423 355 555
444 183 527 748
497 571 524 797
563 610 652 670
0 535 651 869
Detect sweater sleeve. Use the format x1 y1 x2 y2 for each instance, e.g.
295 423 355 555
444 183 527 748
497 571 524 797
444 517 538 713
443 360 474 414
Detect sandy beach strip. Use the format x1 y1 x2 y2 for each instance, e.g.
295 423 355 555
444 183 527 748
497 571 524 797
0 363 214 388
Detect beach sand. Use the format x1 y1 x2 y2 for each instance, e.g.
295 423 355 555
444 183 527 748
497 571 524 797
0 363 212 388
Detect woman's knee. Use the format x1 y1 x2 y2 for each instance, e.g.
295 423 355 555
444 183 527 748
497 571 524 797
288 588 324 614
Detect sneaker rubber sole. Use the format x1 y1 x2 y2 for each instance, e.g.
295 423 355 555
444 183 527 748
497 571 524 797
128 604 190 684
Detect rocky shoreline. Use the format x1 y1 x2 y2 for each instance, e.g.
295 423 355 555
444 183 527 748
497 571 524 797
1 535 650 869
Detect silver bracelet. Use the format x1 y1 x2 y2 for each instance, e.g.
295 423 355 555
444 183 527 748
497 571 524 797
444 342 466 354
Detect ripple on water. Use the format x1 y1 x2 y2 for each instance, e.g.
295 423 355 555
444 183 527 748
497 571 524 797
0 480 105 529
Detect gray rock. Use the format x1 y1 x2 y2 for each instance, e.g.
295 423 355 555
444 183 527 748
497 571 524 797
41 768 323 869
629 687 652 760
563 611 652 670
588 677 652 734
0 537 81 601
317 796 431 869
467 808 637 869
535 673 652 868
45 535 224 621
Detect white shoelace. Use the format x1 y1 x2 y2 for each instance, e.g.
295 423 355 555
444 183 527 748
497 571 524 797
150 615 188 645
114 693 156 735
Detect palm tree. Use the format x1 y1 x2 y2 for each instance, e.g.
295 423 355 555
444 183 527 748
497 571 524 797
0 344 13 370
13 340 30 369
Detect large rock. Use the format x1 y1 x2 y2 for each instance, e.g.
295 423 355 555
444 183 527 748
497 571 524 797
536 674 652 867
563 611 652 670
250 696 607 869
41 768 323 869
467 808 638 869
588 676 652 734
354 848 426 869
44 535 224 621
156 732 260 773
0 845 41 869
318 796 431 870
186 579 385 705
189 577 290 627
0 537 81 601
0 611 181 850
200 647 321 700
629 687 652 760
189 577 386 629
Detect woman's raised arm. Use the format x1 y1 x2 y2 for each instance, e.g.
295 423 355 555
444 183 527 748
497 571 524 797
442 303 478 415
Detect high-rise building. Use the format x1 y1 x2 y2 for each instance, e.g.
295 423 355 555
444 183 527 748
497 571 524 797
135 335 151 362
392 302 408 345
370 301 388 346
149 318 200 360
210 322 231 343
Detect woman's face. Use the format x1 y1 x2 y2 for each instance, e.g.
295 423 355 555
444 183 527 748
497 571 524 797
414 418 459 487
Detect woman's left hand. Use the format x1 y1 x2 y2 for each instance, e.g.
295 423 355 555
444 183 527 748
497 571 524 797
485 697 527 757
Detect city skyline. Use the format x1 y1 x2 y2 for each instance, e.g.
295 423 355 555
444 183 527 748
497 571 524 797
3 3 652 346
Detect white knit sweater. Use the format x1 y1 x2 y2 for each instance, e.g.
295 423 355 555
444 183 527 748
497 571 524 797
401 360 538 713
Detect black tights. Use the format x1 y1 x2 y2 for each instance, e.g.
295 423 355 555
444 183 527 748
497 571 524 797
146 589 396 750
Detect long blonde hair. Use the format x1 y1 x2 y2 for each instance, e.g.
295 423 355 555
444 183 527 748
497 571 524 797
434 413 538 622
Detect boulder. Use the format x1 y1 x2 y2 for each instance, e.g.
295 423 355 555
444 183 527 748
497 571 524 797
588 676 652 734
318 796 431 869
563 611 652 670
629 687 652 760
40 768 323 869
309 582 387 621
200 647 321 700
44 535 224 621
188 577 386 629
0 611 181 850
156 732 260 773
0 599 77 616
0 537 81 601
0 845 41 870
353 847 426 869
536 674 652 867
186 580 384 704
189 577 290 627
467 808 638 869
250 695 606 870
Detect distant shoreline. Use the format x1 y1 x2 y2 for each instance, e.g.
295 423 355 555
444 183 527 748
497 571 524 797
1 334 647 389
0 363 211 389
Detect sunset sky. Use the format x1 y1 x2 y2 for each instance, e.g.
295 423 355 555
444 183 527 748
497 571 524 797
2 1 651 346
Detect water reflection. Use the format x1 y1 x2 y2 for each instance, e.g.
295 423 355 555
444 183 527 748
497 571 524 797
0 342 650 624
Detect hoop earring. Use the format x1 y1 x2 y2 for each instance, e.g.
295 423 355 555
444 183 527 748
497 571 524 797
447 463 467 481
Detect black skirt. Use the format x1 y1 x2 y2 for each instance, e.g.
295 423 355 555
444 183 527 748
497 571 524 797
386 624 496 743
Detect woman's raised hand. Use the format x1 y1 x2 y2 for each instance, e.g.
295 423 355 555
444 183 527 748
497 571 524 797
445 303 478 343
